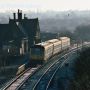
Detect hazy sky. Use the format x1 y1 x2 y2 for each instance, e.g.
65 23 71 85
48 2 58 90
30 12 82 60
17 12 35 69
0 0 90 11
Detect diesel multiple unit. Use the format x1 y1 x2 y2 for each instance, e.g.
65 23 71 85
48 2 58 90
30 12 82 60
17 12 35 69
30 37 70 62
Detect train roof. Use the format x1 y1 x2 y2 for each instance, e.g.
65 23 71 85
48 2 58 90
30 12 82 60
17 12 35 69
46 39 60 43
59 37 70 40
35 42 52 47
32 37 70 49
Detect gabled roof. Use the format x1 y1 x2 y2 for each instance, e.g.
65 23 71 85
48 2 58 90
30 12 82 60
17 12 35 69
0 10 41 47
20 18 39 37
0 22 24 42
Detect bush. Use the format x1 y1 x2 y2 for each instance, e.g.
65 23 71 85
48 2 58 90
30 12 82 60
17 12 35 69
71 48 90 90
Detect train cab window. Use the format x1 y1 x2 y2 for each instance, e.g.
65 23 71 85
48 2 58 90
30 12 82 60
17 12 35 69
35 48 40 52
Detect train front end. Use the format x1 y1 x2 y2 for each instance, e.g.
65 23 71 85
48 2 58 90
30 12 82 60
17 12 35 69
30 46 44 61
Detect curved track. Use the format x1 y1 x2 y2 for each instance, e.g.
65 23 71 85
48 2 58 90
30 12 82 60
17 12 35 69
33 56 69 90
19 47 78 90
33 43 90 90
1 43 90 90
1 66 40 90
46 53 76 90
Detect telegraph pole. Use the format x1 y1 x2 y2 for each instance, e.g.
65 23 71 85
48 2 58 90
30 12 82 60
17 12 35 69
77 42 79 54
81 40 84 51
57 33 60 39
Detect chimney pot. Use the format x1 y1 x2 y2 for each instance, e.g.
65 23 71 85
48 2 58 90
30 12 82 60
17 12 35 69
13 13 16 20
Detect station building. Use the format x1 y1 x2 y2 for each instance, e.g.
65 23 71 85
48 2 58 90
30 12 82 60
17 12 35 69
0 9 41 55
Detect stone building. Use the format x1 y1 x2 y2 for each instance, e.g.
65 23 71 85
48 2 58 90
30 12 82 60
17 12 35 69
0 9 41 55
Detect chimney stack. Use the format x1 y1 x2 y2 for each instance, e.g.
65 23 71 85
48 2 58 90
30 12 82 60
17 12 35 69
18 9 22 21
24 14 26 19
13 13 16 20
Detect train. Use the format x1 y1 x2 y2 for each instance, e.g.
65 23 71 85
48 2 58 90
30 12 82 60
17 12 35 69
30 37 70 62
16 37 70 75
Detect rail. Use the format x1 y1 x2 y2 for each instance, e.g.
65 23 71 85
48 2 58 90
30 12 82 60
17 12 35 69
1 43 90 90
19 47 77 90
33 44 89 90
1 68 30 90
32 50 76 90
32 43 90 90
46 58 70 90
1 66 41 90
46 43 90 90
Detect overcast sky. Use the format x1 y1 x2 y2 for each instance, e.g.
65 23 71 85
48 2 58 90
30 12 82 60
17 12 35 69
0 0 90 12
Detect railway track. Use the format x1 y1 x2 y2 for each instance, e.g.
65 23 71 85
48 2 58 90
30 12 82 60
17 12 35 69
1 66 40 90
19 47 79 90
1 49 69 90
1 43 90 90
32 44 90 90
46 54 76 90
33 57 70 90
45 60 66 90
